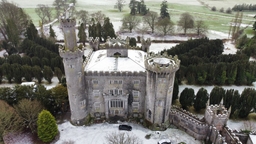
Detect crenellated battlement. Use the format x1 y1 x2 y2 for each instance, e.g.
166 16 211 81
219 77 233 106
85 70 146 77
141 38 151 52
88 37 99 51
145 53 180 73
59 46 84 59
60 18 76 28
206 104 229 119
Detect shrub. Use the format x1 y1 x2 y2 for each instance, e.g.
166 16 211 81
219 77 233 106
37 110 58 143
211 6 216 11
219 7 224 13
145 134 151 139
226 8 232 14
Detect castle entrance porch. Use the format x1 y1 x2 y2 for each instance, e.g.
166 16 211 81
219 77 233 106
103 94 129 119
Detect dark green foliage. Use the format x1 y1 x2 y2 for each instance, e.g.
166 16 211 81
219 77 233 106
43 66 53 83
22 56 32 66
129 37 137 47
193 88 208 111
33 66 43 83
161 37 256 86
37 110 58 143
54 67 62 83
209 86 225 105
49 25 56 38
51 85 68 113
232 4 256 11
12 63 23 83
179 88 195 109
238 88 256 118
0 87 13 105
160 0 170 19
129 0 148 15
22 65 33 81
230 90 240 117
25 22 38 41
6 18 20 49
102 17 116 42
172 78 179 103
223 89 234 110
78 23 87 46
2 63 13 83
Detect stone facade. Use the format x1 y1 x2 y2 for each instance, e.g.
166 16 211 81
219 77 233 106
60 17 180 125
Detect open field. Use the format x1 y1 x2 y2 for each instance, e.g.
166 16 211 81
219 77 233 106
10 0 255 34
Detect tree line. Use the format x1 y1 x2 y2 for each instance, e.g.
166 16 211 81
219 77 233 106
161 37 256 85
177 86 256 119
232 4 256 11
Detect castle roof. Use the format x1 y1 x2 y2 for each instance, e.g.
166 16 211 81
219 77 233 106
85 49 146 72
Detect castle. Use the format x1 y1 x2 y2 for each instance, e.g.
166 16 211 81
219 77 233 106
59 18 180 125
59 17 253 144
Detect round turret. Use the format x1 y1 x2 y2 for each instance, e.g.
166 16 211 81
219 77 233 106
145 54 180 74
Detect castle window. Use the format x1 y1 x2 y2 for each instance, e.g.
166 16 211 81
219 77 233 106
133 80 140 84
110 99 123 108
114 89 118 95
69 64 74 69
94 102 100 111
80 99 86 108
114 80 118 84
109 90 113 95
93 80 98 84
93 90 100 97
148 110 152 119
119 80 122 84
119 89 123 95
132 102 139 110
133 90 140 102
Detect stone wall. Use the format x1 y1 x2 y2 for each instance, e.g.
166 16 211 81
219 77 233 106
169 106 209 140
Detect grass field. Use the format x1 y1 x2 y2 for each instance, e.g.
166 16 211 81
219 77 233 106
11 0 255 34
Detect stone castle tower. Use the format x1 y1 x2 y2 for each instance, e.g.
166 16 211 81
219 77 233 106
204 105 229 131
59 18 88 124
144 53 180 124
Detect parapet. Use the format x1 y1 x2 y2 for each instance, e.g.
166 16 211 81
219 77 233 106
145 53 180 73
60 18 76 28
59 47 84 59
85 70 146 77
206 104 229 118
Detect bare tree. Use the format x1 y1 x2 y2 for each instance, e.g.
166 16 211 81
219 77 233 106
76 10 89 27
156 17 174 35
194 20 208 36
105 132 142 144
53 0 68 17
35 4 53 24
122 15 141 33
178 12 194 35
114 0 126 12
0 100 22 142
0 0 30 42
14 99 44 133
90 11 106 25
143 11 158 33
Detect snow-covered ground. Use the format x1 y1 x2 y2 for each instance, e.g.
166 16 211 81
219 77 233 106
56 121 201 144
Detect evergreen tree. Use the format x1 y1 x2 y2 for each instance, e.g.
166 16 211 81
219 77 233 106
25 22 38 40
102 17 116 42
209 86 225 105
179 88 195 109
43 66 53 83
12 63 23 83
223 89 234 110
193 88 209 111
238 88 256 118
33 66 43 83
54 67 62 83
78 23 87 46
160 0 170 19
22 65 33 82
230 90 240 117
37 110 58 143
49 25 56 42
129 0 137 15
96 22 102 42
129 37 137 47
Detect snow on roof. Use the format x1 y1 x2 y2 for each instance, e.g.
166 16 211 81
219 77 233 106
85 49 146 72
249 135 256 144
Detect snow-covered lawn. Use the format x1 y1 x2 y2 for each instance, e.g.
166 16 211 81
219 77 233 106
56 121 201 144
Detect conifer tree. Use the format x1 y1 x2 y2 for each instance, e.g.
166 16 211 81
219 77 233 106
102 17 116 42
49 25 56 40
37 110 58 143
78 23 87 46
160 0 170 19
179 88 195 109
193 88 208 111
